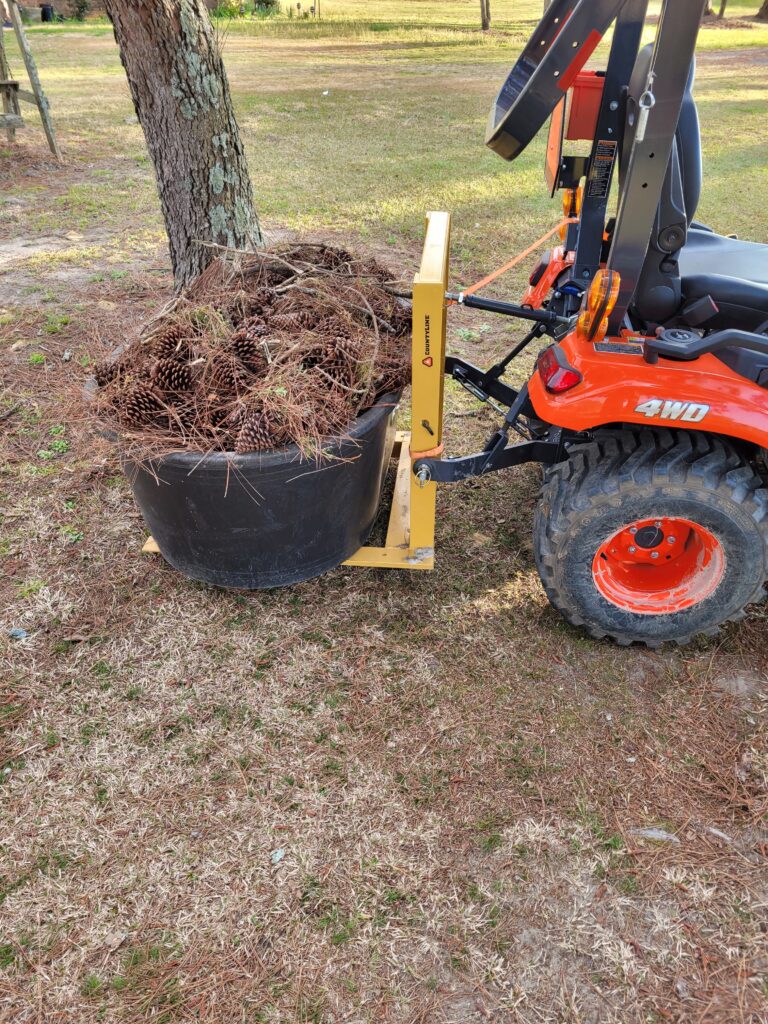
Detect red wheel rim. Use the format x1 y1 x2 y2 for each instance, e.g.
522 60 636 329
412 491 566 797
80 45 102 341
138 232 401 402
592 516 725 614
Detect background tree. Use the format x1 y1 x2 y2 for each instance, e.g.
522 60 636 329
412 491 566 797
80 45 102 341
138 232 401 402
758 0 768 19
717 0 728 15
104 0 263 289
479 0 491 31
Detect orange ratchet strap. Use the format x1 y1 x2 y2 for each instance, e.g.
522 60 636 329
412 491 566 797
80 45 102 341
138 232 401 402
410 442 445 460
451 218 575 301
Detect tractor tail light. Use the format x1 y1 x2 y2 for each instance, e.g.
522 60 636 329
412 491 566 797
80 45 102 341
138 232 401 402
577 268 621 342
538 344 582 394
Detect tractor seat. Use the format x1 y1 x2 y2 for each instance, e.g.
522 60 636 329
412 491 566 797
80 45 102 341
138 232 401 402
623 46 768 333
678 228 768 331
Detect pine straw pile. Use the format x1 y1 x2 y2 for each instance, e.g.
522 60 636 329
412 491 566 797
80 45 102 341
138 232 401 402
91 244 410 460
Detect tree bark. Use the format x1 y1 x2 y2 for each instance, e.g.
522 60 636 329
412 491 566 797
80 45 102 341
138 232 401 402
480 0 491 31
717 0 727 15
104 0 263 289
757 0 768 20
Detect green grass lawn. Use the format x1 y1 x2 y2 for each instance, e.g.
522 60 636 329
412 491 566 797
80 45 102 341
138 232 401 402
1 8 768 1024
6 7 768 273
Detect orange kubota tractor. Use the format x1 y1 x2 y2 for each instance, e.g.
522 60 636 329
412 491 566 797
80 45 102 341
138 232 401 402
410 0 768 646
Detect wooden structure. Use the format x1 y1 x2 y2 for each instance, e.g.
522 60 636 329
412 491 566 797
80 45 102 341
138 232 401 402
0 1 61 160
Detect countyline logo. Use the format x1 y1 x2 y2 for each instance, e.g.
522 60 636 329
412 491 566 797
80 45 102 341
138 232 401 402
422 314 432 366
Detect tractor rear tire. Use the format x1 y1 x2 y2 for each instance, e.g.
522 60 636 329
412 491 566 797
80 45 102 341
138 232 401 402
534 428 768 646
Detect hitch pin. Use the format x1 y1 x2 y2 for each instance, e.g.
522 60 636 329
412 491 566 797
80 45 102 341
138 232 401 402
415 465 431 488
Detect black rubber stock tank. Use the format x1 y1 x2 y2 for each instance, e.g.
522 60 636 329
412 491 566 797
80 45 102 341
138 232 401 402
126 394 398 588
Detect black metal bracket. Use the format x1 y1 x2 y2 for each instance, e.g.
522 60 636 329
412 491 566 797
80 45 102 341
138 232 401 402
414 432 564 484
446 356 520 409
414 378 566 485
478 322 548 384
558 155 590 193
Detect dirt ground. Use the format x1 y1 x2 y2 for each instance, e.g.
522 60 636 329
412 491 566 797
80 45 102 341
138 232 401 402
1 20 768 1024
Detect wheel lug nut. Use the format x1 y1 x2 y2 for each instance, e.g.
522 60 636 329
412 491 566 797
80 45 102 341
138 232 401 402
651 551 659 559
667 536 675 544
630 527 637 534
629 545 636 553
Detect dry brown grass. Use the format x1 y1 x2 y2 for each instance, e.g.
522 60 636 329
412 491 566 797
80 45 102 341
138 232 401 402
2 32 768 1023
2 266 767 1023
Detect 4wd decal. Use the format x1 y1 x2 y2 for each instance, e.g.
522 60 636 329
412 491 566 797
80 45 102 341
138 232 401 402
635 399 710 423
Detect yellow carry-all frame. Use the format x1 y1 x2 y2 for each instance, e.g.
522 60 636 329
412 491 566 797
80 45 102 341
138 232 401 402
344 207 571 572
143 212 452 569
343 210 451 572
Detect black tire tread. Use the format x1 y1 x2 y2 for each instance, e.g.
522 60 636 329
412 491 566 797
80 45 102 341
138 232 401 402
534 428 768 646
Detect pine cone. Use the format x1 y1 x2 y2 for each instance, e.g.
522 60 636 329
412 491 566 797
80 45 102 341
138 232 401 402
267 311 308 333
208 406 230 430
321 339 341 368
121 384 163 427
148 324 188 360
206 353 247 393
94 358 124 388
233 315 268 342
226 403 247 428
318 245 353 269
318 314 353 337
245 288 274 316
320 335 362 382
326 363 357 391
152 358 193 393
235 413 274 454
231 329 269 374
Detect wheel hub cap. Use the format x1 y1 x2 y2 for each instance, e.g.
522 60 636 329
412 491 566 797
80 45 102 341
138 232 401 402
592 516 725 614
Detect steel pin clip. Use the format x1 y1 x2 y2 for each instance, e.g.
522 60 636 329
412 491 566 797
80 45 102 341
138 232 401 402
635 72 656 143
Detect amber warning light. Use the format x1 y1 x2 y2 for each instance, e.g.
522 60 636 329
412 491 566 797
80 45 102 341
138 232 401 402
577 269 621 343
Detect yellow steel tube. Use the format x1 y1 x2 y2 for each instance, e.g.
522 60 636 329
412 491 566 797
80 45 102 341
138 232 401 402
407 211 451 560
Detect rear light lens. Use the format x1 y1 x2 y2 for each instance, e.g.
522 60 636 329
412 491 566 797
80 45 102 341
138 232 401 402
559 186 583 240
538 344 582 394
562 186 583 219
577 268 621 342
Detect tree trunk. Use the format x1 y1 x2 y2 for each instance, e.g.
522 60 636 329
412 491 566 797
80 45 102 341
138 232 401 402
757 0 768 19
717 0 727 15
104 0 263 289
480 0 491 31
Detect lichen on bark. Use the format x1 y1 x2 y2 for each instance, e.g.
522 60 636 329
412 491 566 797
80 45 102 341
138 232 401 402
105 0 263 288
